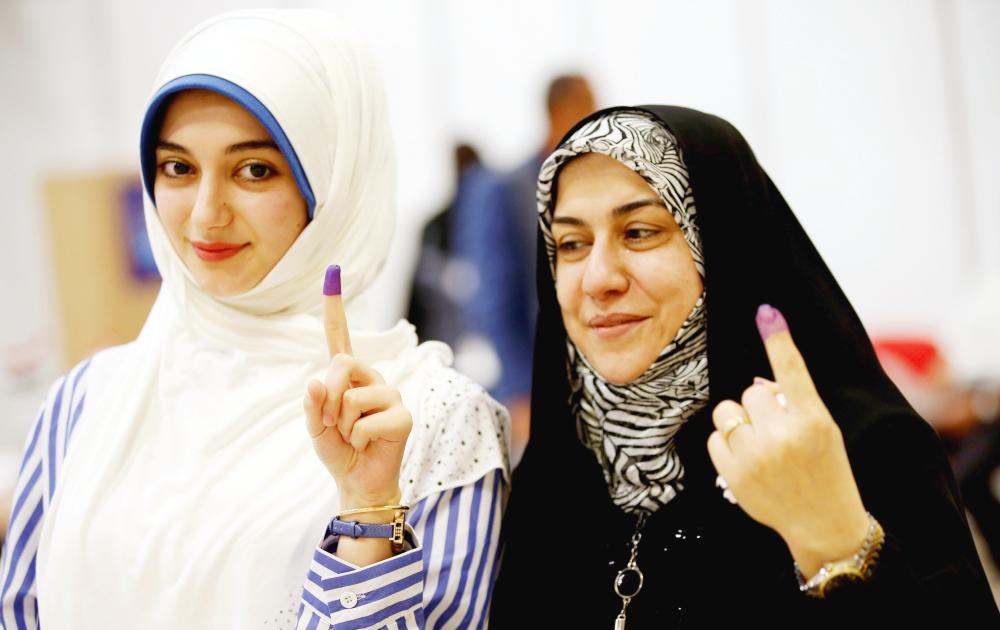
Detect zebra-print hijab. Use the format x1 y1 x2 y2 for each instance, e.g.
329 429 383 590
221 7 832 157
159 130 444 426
537 109 709 515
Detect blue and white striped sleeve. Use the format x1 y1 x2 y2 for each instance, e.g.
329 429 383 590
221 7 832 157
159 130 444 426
0 359 91 630
295 468 506 629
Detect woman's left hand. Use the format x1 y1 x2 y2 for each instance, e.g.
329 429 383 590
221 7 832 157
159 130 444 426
706 305 870 578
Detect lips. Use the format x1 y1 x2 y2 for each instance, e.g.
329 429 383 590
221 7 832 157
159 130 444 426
588 313 649 339
191 240 248 261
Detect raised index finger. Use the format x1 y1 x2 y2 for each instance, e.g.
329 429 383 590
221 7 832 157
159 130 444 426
323 264 353 358
755 304 817 406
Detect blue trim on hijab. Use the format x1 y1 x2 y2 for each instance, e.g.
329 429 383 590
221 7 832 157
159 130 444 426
139 74 317 219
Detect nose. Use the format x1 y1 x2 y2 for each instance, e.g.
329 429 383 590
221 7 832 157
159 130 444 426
581 237 629 301
189 173 233 232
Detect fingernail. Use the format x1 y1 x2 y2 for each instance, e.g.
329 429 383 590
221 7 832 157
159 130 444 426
323 414 334 427
753 376 769 385
323 265 342 296
755 304 788 339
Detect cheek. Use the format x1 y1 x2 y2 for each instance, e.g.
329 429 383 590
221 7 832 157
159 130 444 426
242 190 307 250
554 265 582 314
632 248 702 321
153 187 192 240
554 265 590 346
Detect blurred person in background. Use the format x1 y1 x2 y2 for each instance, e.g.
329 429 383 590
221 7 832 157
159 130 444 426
406 144 513 431
942 278 1000 582
452 74 596 467
0 10 508 629
491 106 999 627
874 337 1000 588
406 143 482 349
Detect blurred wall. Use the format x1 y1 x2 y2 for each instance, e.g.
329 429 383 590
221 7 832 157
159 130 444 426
44 174 160 367
0 0 998 461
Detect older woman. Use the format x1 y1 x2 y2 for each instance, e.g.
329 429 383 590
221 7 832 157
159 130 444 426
491 106 998 628
0 10 507 630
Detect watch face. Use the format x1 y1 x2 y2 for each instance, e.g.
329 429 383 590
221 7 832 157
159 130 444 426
817 566 865 598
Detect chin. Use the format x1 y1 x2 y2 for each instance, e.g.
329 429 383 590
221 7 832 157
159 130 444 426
587 352 651 386
192 272 249 298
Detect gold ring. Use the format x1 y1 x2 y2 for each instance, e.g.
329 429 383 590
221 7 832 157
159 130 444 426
720 415 750 440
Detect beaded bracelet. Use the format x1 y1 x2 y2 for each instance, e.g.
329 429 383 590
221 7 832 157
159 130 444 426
795 512 885 599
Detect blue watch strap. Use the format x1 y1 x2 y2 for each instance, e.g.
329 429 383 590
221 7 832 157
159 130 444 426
328 518 395 539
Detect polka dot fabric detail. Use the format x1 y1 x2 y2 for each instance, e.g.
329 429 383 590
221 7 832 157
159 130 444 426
399 362 511 506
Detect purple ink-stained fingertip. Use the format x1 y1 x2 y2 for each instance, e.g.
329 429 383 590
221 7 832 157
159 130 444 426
755 304 788 339
323 265 342 296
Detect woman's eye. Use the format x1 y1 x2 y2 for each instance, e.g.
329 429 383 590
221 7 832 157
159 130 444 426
557 240 587 252
625 227 660 241
238 162 274 181
160 160 193 177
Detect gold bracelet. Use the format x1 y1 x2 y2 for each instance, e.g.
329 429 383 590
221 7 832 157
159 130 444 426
795 512 885 599
335 504 410 519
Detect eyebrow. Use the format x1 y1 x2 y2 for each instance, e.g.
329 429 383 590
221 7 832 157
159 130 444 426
552 198 668 226
156 140 190 155
225 139 280 154
155 139 280 155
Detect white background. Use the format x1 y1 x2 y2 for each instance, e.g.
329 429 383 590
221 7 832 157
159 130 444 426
1 0 998 457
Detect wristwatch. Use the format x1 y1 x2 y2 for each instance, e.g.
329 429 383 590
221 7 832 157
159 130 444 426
795 512 885 598
328 508 407 553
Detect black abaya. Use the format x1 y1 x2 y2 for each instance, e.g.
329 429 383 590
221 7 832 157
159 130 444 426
490 105 999 628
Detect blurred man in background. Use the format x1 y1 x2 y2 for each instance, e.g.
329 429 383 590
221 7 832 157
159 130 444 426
407 144 482 348
451 74 596 467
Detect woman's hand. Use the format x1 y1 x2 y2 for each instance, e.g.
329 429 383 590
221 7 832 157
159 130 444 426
303 266 412 513
706 305 870 578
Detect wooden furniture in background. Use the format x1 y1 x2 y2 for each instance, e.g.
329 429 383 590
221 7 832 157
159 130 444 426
44 173 160 369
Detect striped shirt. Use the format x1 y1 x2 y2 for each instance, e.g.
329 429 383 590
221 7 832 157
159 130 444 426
0 359 505 629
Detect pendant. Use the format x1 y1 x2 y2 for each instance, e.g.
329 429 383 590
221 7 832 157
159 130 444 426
614 565 644 599
613 515 646 629
613 563 643 629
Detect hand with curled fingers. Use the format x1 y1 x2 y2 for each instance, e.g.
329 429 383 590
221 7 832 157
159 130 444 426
303 265 412 520
706 304 870 579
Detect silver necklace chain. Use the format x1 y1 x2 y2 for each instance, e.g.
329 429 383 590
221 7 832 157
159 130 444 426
613 514 647 630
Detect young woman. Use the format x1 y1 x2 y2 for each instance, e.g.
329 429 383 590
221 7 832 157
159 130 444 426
491 106 998 628
1 10 508 629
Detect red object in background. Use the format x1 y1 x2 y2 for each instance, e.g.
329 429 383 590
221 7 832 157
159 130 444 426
873 337 943 379
873 336 980 436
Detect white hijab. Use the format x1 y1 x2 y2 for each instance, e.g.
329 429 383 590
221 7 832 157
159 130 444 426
35 10 492 629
